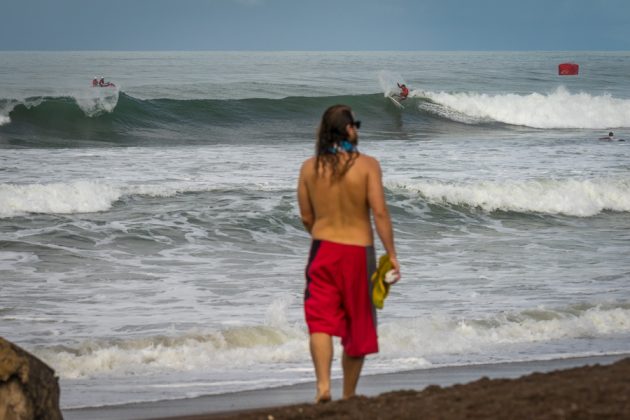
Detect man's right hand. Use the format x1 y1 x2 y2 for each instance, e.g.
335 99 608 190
388 255 401 284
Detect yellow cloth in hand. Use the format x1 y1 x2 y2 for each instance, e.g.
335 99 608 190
371 254 394 309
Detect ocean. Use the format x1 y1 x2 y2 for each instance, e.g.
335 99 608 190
1 51 629 409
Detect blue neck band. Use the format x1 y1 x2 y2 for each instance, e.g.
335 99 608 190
327 140 357 154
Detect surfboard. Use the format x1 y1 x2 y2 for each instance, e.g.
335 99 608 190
388 95 404 109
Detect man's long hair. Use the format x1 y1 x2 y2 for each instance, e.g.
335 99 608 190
315 105 359 179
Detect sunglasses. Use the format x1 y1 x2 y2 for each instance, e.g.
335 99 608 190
352 120 361 129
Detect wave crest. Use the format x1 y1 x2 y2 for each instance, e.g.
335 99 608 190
3 88 628 138
0 180 291 218
33 303 630 379
73 88 120 117
418 87 630 129
380 304 630 357
393 178 630 216
38 325 304 379
0 181 122 218
0 90 119 128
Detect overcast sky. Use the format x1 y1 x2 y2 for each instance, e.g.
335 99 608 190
2 0 629 51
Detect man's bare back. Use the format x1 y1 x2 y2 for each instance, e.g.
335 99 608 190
298 153 383 247
298 104 397 261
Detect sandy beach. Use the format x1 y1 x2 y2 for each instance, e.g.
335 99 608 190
62 354 630 420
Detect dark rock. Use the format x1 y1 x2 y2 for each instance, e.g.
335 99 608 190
0 337 62 420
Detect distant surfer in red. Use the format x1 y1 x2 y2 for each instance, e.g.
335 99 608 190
97 77 115 87
397 83 409 100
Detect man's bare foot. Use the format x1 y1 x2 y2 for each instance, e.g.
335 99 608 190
315 391 331 403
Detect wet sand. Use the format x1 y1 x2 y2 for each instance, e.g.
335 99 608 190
63 354 630 420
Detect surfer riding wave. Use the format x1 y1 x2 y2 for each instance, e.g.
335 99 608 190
92 77 116 88
397 83 409 101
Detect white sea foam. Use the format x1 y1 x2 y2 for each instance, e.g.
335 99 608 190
417 86 630 129
0 251 39 264
4 177 628 218
37 296 305 380
380 305 630 357
0 102 15 127
38 318 308 379
0 99 22 126
377 70 405 97
0 181 122 218
38 304 630 380
0 180 289 218
0 252 39 274
0 97 45 127
392 178 630 216
72 88 120 117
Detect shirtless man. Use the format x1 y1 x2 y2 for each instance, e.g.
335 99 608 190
297 104 400 403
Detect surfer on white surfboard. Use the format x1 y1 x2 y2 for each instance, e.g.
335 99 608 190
397 83 409 101
387 82 408 109
93 77 116 88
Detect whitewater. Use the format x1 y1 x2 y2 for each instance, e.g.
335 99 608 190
416 86 630 129
1 51 629 409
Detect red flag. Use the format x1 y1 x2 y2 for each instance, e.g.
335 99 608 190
558 63 579 76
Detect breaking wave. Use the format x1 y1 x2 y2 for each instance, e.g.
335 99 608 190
0 89 119 127
0 180 288 218
393 178 630 217
33 302 630 379
3 177 630 219
2 86 629 145
416 86 630 129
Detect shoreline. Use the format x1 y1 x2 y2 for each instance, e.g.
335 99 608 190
62 353 629 420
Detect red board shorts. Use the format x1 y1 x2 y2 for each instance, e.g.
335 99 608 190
304 240 378 357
